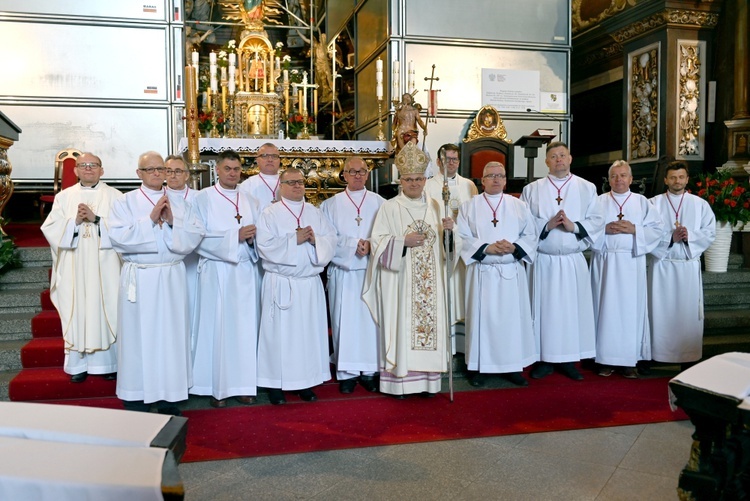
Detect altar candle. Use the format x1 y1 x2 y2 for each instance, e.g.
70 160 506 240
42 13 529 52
228 66 236 93
228 52 236 67
210 64 218 93
408 60 415 94
220 66 227 83
262 59 267 93
376 58 383 99
298 89 304 114
283 69 289 84
302 74 308 114
209 52 217 65
313 89 318 115
393 60 400 99
191 51 199 90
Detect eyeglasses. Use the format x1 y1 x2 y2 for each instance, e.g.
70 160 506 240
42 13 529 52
483 174 506 179
281 179 305 186
166 169 187 176
401 177 425 183
344 169 368 177
443 157 460 164
139 167 165 174
76 163 101 170
258 153 280 160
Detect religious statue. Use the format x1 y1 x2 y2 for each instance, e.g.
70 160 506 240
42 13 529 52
314 34 334 104
392 93 427 152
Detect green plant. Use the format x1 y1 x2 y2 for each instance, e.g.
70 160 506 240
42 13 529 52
693 170 750 225
0 219 20 273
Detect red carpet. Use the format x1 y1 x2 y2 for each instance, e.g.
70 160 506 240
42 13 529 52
180 375 684 463
3 223 48 247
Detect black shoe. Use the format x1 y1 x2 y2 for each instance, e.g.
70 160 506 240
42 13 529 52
558 362 584 381
420 391 436 398
122 400 151 413
359 375 379 392
268 389 286 405
390 393 407 400
102 372 117 381
339 379 357 394
637 360 652 375
156 405 182 416
298 388 318 402
530 362 553 379
468 372 486 387
503 372 528 387
70 372 88 383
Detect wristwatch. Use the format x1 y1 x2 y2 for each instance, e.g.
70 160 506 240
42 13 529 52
93 215 101 225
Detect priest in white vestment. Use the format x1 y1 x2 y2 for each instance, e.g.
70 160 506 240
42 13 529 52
648 161 716 365
165 155 199 320
256 168 337 404
363 142 458 397
109 152 205 413
520 141 604 381
321 156 385 394
424 143 478 354
190 150 262 408
41 152 123 382
458 161 538 387
590 160 663 378
239 142 281 209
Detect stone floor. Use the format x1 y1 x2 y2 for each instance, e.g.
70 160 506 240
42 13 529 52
178 420 693 500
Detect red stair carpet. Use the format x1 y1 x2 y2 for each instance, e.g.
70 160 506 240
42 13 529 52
6 222 118 402
179 374 684 463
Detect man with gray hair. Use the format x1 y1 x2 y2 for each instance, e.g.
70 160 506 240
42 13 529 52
458 161 538 387
240 142 281 209
41 152 123 383
590 160 663 378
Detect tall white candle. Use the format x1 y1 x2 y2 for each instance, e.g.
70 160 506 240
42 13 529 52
209 52 217 65
376 58 383 99
228 66 235 93
283 69 289 84
393 60 400 99
228 52 236 67
302 73 308 113
408 60 415 94
210 64 218 92
192 51 199 67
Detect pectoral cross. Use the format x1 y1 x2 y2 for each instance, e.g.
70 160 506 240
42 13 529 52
556 195 563 205
235 213 242 224
675 220 681 228
491 217 498 227
355 215 362 226
617 213 624 221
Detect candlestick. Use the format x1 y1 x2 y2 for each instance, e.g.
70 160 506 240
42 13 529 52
302 72 308 114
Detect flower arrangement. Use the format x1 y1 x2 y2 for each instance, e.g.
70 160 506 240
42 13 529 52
217 40 236 68
693 169 750 226
198 111 226 135
0 217 20 274
287 113 315 138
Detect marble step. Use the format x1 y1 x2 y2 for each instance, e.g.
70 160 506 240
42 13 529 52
703 288 750 310
0 266 50 290
0 339 25 372
0 312 34 341
0 289 44 314
15 247 52 268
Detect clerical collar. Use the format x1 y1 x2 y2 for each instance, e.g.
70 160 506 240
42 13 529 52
668 191 686 198
611 190 631 199
280 196 304 206
216 183 237 193
141 185 164 195
484 192 504 199
346 187 366 199
551 173 571 182
80 182 99 189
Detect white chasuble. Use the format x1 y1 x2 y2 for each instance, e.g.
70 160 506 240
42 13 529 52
109 186 205 403
190 185 262 399
590 192 663 367
363 193 459 395
648 192 716 362
256 198 337 391
321 189 385 376
239 172 279 210
520 175 604 362
41 183 123 372
458 193 539 373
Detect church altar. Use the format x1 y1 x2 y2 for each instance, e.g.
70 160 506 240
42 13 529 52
178 138 392 204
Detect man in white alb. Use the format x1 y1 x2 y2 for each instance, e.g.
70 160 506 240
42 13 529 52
520 142 604 381
425 143 477 353
239 142 281 209
321 156 385 394
363 142 458 398
590 160 663 378
458 161 538 387
41 152 122 383
164 155 199 314
648 160 715 368
190 150 262 408
109 151 204 414
256 168 337 404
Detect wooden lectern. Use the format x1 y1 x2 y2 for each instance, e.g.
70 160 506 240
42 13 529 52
514 130 556 183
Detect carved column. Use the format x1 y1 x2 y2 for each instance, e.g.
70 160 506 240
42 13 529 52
723 0 750 175
0 111 21 237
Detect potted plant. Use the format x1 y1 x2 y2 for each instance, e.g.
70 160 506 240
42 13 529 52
693 169 750 272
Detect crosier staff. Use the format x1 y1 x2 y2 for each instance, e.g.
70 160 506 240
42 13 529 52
440 148 454 403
